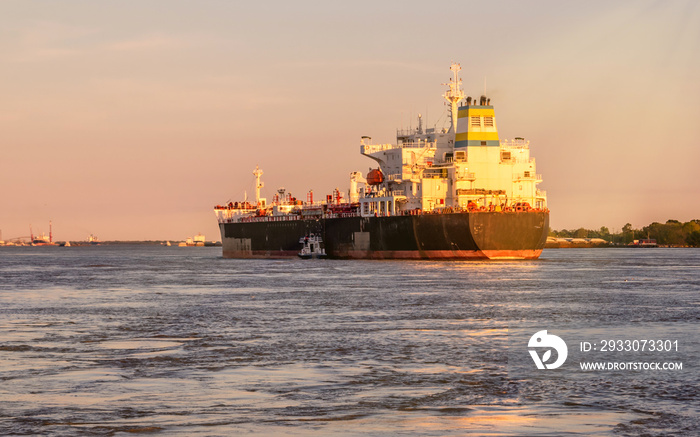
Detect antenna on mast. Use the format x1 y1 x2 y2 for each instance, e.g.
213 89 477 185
442 62 465 133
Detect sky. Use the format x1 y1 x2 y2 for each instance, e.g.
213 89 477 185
1 0 699 241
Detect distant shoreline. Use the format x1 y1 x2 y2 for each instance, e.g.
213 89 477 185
545 237 697 249
545 245 695 249
0 241 222 247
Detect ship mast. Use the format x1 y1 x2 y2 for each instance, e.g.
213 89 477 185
253 166 264 206
443 62 465 133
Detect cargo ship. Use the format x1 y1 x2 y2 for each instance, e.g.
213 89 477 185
215 63 549 259
30 222 56 246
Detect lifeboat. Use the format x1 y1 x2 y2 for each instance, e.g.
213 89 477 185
366 168 384 185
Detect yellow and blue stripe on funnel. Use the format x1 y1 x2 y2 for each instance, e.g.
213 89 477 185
455 104 499 149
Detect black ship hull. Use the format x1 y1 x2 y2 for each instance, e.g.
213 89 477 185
219 211 549 260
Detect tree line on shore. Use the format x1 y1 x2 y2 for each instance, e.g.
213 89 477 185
549 219 700 247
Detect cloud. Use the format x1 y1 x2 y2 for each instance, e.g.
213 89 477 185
4 20 194 64
105 34 188 52
4 20 97 63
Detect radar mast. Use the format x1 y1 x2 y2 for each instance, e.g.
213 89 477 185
442 62 465 133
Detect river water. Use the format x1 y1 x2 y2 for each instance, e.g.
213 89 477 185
1 246 698 436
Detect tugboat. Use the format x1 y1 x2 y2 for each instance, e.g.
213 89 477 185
298 234 327 259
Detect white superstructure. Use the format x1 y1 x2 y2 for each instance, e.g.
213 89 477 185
357 62 547 216
215 62 547 224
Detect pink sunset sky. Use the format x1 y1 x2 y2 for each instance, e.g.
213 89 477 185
1 1 699 241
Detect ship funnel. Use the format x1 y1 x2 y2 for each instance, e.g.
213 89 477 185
455 93 499 149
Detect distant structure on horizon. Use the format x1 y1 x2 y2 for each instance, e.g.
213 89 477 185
179 233 207 247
